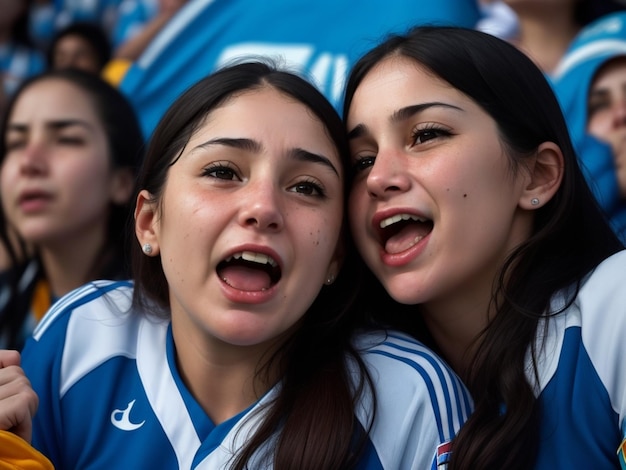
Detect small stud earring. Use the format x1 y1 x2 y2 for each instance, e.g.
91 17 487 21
142 243 153 255
531 198 540 206
325 274 335 285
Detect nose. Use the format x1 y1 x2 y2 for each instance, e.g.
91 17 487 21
238 181 284 231
18 140 48 176
365 148 411 199
613 96 626 127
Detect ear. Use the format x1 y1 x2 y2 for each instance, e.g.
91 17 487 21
324 238 345 286
134 189 160 256
109 167 135 205
518 142 564 210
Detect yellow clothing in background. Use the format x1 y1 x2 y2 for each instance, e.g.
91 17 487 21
0 431 53 470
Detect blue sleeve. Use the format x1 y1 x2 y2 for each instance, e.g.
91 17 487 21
111 0 153 48
21 313 71 468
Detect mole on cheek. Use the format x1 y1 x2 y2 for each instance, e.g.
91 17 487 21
463 194 467 198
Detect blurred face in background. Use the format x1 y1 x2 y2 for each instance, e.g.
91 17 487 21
587 56 626 199
52 34 103 73
1 78 130 246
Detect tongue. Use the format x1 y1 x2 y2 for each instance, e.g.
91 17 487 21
220 265 272 291
384 224 428 254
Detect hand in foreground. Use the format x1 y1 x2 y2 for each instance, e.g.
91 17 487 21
0 349 38 443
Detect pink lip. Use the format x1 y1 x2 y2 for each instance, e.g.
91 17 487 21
218 243 283 305
17 189 54 213
371 207 431 267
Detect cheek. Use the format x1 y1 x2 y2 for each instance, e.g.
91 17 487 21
0 161 15 191
64 147 111 175
587 114 613 141
297 206 343 261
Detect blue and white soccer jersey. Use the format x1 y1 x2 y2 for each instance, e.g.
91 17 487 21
531 250 626 468
21 281 472 469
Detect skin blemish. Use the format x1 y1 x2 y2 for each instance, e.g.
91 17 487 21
463 194 467 198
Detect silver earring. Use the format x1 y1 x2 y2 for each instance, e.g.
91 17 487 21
142 243 153 255
531 198 540 206
325 274 335 285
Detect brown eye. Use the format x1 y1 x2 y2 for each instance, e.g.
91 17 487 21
353 156 375 173
410 126 451 146
289 178 326 198
202 161 241 181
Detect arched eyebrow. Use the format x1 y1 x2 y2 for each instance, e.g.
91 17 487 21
391 102 463 123
347 102 463 140
194 137 339 176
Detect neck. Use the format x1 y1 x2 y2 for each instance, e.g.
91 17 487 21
420 288 494 382
37 224 108 297
172 320 284 424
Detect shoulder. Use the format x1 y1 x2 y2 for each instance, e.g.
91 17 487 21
575 250 626 321
536 250 626 400
356 330 469 398
576 250 626 365
354 330 472 469
32 279 135 340
23 280 169 400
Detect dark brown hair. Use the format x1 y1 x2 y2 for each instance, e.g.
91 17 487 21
131 60 373 469
343 25 623 469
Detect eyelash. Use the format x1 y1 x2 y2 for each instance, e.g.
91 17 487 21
288 178 326 198
202 161 239 180
352 124 453 174
201 162 327 198
410 124 452 145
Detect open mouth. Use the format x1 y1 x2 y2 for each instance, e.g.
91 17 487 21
377 213 433 254
19 190 52 203
217 251 282 291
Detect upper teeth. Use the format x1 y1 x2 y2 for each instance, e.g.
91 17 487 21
227 251 277 267
380 213 426 229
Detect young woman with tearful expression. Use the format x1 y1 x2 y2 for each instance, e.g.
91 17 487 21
344 26 626 468
17 62 471 469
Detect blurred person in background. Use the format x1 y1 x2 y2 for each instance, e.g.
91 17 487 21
552 10 626 243
28 0 121 52
0 0 44 115
492 0 625 75
103 0 187 84
46 21 112 74
0 69 143 350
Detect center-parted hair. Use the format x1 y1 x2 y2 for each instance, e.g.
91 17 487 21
343 26 623 469
131 60 373 470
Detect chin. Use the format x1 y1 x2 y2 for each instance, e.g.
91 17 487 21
383 283 423 306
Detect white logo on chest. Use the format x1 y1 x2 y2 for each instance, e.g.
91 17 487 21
111 399 145 431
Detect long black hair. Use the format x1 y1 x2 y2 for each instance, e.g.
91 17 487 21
343 25 623 469
132 60 373 469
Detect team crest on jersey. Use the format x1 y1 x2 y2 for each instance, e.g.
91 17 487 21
437 441 452 467
111 399 145 431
